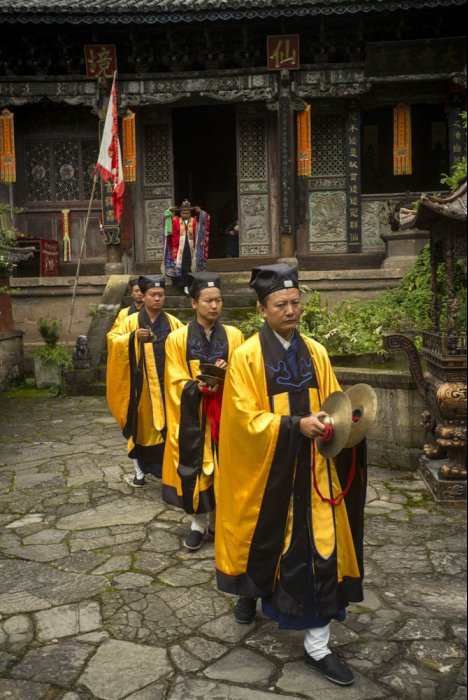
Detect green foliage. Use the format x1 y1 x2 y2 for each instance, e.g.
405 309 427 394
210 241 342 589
0 377 59 398
0 285 19 296
0 204 25 273
440 111 467 190
238 245 467 356
34 344 73 369
238 309 264 338
37 316 60 347
35 316 72 369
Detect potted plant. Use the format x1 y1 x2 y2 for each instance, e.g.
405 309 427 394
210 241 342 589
33 316 72 389
0 204 34 332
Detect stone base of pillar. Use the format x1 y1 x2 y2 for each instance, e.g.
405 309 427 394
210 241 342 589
420 456 467 503
104 262 125 275
277 256 299 268
381 230 429 270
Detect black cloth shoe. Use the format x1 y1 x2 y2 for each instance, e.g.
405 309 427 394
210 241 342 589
184 529 204 551
234 597 257 624
124 474 145 487
304 652 354 687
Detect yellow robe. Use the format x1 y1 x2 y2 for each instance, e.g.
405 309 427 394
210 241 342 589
162 320 244 514
215 323 366 621
106 304 141 364
106 309 183 460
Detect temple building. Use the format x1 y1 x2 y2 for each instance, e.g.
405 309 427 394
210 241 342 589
0 0 466 275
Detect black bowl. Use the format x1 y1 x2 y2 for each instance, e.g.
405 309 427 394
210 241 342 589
199 363 226 379
197 373 223 387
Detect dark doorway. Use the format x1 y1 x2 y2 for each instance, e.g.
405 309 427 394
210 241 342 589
172 105 238 259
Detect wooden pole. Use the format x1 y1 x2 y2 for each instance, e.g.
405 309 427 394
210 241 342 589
65 175 97 346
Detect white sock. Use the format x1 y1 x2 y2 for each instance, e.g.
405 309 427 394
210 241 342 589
304 624 331 661
191 513 208 534
133 459 145 480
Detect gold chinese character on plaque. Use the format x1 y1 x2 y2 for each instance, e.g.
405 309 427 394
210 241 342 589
267 35 300 70
84 45 117 78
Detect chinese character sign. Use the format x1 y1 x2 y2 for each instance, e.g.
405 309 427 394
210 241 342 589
346 108 362 250
267 35 300 71
84 45 117 78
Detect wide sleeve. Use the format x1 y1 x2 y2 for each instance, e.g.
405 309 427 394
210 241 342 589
164 328 206 513
106 316 138 429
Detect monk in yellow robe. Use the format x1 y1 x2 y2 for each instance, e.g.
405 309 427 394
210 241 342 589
162 271 244 551
107 275 183 486
107 278 144 364
215 264 366 688
110 277 144 332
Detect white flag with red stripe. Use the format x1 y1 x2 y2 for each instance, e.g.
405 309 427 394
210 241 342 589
95 77 124 223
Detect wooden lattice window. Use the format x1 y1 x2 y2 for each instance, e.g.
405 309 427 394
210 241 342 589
144 124 171 185
24 138 100 203
239 119 266 180
311 114 346 177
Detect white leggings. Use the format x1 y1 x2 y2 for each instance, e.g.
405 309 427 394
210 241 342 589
304 624 331 661
190 512 216 533
133 459 145 480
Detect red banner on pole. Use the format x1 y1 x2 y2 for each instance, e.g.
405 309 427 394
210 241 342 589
95 77 124 223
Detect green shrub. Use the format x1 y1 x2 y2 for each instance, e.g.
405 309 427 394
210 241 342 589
35 317 72 369
37 316 60 347
238 245 467 355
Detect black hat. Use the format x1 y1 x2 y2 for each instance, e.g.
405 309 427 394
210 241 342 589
128 277 139 289
138 275 166 294
249 264 299 302
170 199 199 213
187 271 221 298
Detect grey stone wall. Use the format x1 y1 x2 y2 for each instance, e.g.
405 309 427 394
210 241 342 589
10 276 107 348
335 366 425 470
0 331 24 393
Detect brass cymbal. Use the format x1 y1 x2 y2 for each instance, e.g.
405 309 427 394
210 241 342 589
316 391 353 459
344 383 378 448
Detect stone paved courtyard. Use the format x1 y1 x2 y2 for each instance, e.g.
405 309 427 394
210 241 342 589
0 395 466 700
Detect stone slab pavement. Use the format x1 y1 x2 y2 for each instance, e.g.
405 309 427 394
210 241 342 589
0 396 466 700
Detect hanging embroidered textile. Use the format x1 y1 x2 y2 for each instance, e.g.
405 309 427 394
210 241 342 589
62 209 71 262
122 109 136 182
297 104 312 177
393 104 412 176
0 108 16 183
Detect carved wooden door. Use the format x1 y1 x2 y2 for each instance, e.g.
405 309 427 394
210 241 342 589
140 109 174 262
236 105 272 257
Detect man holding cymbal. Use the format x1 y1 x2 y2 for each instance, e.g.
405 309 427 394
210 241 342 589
215 263 368 688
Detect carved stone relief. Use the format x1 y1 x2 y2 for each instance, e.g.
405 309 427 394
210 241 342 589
308 190 347 253
240 195 269 256
144 198 172 259
361 200 389 251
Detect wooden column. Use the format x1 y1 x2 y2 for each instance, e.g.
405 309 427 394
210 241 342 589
278 70 296 258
